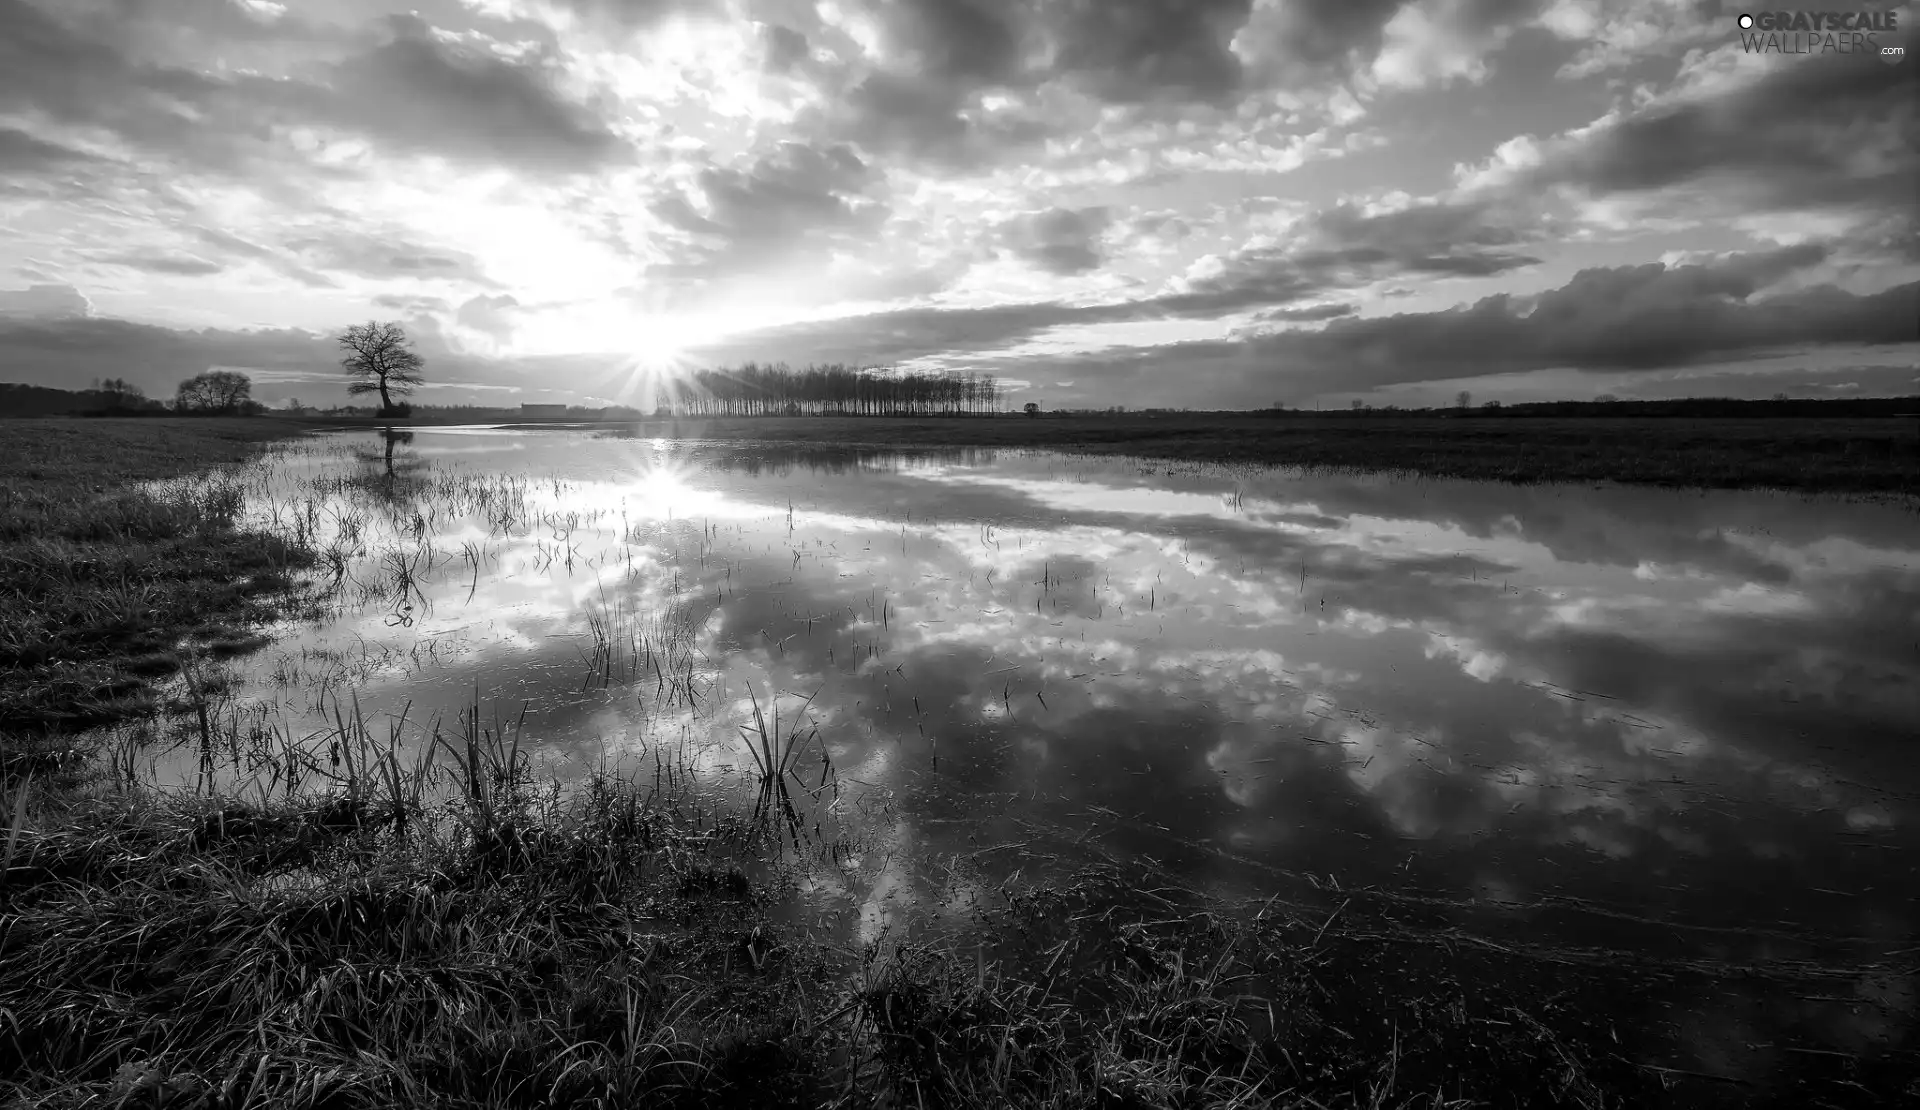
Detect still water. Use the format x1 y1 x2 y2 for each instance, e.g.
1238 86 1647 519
141 426 1917 1069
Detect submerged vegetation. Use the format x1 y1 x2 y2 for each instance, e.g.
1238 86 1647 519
1 700 1774 1109
2 418 1913 1107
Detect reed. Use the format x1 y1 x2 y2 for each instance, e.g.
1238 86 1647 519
734 681 834 832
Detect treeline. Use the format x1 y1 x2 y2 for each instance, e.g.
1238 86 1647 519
649 363 1004 417
1255 396 1920 418
1449 396 1920 418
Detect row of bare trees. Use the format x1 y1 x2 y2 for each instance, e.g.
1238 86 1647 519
648 362 1005 417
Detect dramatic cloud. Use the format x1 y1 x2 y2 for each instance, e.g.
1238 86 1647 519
0 0 1914 406
1027 245 1918 405
997 206 1113 275
1276 256 1916 386
1048 0 1255 103
1152 195 1545 316
0 282 92 319
298 15 628 175
0 1 624 181
1466 40 1920 233
647 140 886 290
282 227 502 287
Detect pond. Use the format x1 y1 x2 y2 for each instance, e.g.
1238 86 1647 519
128 425 1917 1081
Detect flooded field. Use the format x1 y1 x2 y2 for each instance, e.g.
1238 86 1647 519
94 425 1919 1095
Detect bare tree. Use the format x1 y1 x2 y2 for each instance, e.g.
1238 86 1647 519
338 321 426 413
1351 398 1364 411
174 370 252 414
1024 402 1040 417
1456 390 1472 409
1595 393 1619 404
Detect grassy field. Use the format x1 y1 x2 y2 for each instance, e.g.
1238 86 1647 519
0 419 318 744
303 413 1920 494
2 417 1911 1108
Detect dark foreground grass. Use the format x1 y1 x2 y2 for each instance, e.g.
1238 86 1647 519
304 412 1920 495
0 419 318 747
6 760 1912 1110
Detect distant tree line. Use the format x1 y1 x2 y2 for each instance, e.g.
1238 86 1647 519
649 363 1005 417
1252 395 1920 418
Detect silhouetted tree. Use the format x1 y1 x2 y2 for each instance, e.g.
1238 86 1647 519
1456 390 1472 409
1024 402 1040 417
1596 393 1619 404
174 370 252 414
338 321 426 414
91 377 146 410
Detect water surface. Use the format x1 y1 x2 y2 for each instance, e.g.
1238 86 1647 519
141 426 1918 1076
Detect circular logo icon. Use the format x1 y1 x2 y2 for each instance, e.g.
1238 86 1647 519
1738 13 1754 29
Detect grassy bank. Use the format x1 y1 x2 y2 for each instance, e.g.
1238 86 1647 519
0 419 318 748
297 413 1920 494
3 418 1911 1107
0 705 1780 1110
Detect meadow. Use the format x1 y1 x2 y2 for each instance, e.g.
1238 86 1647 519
301 412 1920 495
2 417 1913 1109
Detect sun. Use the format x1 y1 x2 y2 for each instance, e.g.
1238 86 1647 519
578 311 726 411
617 446 729 521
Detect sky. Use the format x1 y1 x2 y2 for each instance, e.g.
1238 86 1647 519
0 0 1915 410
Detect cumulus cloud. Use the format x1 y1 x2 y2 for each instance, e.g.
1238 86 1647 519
0 1 626 182
456 293 523 341
1047 0 1255 103
0 283 93 319
997 206 1113 275
1541 0 1725 79
1465 46 1919 237
1371 0 1537 89
1231 0 1409 84
760 22 811 74
647 141 886 286
295 15 628 175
